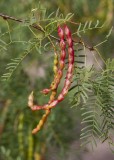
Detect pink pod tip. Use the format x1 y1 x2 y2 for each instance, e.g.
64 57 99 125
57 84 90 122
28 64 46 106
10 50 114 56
58 26 64 39
64 25 71 37
41 88 50 95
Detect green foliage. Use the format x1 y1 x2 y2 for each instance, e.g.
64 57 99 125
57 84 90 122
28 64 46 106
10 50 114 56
2 50 31 81
0 7 75 82
0 1 114 160
69 59 114 149
76 20 105 37
69 67 93 106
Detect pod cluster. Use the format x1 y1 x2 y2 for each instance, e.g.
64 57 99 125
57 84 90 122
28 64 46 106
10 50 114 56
28 25 74 134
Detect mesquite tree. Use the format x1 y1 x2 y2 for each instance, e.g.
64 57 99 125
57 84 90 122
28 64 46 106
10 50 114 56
0 3 114 160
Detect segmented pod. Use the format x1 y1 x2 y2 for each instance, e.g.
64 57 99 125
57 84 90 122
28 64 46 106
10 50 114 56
28 25 75 134
41 26 66 94
29 26 67 133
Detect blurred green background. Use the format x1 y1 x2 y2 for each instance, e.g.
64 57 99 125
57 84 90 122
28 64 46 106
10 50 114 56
0 0 114 160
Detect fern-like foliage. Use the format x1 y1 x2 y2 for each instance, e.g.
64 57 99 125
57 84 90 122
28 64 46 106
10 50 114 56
69 46 94 107
93 59 114 140
0 4 114 153
27 7 74 36
80 92 102 148
0 7 75 81
75 20 105 37
69 67 94 107
72 59 114 149
1 47 34 81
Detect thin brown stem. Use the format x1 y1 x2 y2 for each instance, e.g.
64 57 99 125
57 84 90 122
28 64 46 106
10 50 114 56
0 12 44 32
0 12 94 50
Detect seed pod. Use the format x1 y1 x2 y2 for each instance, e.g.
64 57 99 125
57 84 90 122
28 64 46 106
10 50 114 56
58 26 64 39
64 25 71 38
41 26 66 93
28 91 34 108
41 88 51 95
32 109 51 134
30 26 67 133
30 25 75 111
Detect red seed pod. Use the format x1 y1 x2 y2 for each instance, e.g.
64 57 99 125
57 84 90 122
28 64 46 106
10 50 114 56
58 69 63 78
30 25 75 111
59 60 65 69
60 50 66 60
65 79 71 87
50 26 66 90
57 93 64 102
62 88 68 96
64 25 71 37
60 39 66 49
41 26 66 94
67 38 73 47
58 26 64 39
29 25 75 134
66 73 72 79
68 64 73 73
68 47 73 54
69 56 74 64
49 100 58 107
41 88 51 95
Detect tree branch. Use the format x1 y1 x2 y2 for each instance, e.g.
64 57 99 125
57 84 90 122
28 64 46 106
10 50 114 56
0 12 94 50
0 12 44 31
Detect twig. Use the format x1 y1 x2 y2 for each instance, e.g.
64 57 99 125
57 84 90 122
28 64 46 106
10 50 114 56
0 13 98 52
0 13 44 32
